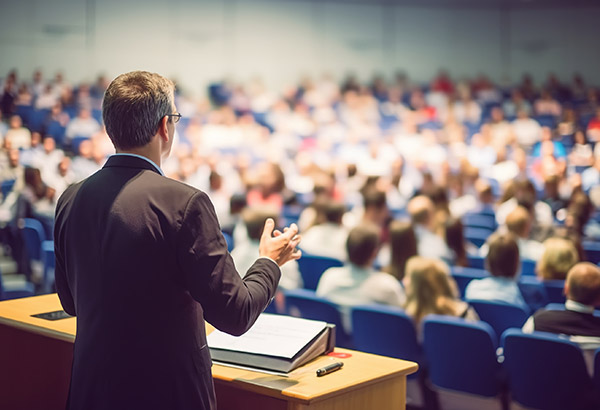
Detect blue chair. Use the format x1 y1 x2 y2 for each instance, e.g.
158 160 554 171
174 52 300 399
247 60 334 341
520 259 536 276
543 280 566 304
1 179 16 199
21 218 46 262
70 136 91 155
296 253 344 291
422 315 506 406
41 240 55 293
468 300 529 340
284 288 352 348
502 329 599 410
280 206 303 227
221 231 234 252
518 276 549 313
352 305 429 407
463 213 497 232
351 305 422 372
467 255 486 270
0 269 35 300
450 266 488 298
583 241 600 264
30 109 50 132
464 227 492 248
46 121 67 147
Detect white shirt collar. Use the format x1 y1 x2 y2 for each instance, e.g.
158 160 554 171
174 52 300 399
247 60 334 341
110 153 164 176
565 299 596 314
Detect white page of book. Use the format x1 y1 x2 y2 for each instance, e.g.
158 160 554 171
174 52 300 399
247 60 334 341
207 313 327 358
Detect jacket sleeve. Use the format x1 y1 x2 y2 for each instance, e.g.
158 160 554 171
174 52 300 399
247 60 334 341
176 191 280 336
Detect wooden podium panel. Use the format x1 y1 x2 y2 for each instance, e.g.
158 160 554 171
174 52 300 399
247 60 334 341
0 295 417 410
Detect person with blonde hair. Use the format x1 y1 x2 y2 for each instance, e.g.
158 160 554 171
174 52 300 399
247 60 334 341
404 256 478 325
537 237 580 280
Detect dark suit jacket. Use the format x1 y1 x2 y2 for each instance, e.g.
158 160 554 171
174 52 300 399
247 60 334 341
54 155 280 410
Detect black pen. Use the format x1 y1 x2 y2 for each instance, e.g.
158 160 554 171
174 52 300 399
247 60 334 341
316 362 344 377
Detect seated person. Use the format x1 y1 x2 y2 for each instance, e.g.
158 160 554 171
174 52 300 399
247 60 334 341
300 201 348 262
382 220 417 282
316 224 406 331
231 207 302 291
465 232 528 312
407 195 452 263
523 262 600 374
537 237 579 281
404 256 478 328
505 205 545 261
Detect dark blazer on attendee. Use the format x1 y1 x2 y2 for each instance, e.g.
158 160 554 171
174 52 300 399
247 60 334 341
54 154 280 410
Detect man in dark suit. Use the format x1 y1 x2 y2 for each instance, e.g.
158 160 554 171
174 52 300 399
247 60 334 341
54 71 301 410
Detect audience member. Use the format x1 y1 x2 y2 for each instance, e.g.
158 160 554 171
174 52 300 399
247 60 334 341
4 115 31 150
504 206 546 261
316 224 406 331
523 262 600 379
404 256 478 326
383 220 417 281
65 108 101 141
465 232 528 311
407 195 452 263
536 237 580 281
299 201 348 261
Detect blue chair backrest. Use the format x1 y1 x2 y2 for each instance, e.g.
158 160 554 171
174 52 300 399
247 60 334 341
351 305 422 378
1 179 16 199
583 241 600 264
543 280 566 304
502 329 597 410
468 299 529 340
462 213 497 231
520 259 536 276
71 137 91 154
518 276 549 313
297 254 344 291
41 240 55 293
422 315 501 397
464 227 491 248
284 288 351 348
21 218 46 262
450 266 488 298
221 231 234 252
467 255 486 270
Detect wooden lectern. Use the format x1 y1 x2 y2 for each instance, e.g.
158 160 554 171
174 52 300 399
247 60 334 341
0 294 417 410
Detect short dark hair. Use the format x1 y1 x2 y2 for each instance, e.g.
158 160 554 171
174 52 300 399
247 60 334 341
242 207 278 241
102 71 175 150
346 224 380 267
362 189 387 210
486 232 520 278
324 201 346 224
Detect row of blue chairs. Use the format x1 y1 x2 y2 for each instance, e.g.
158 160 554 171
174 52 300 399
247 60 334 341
279 291 600 410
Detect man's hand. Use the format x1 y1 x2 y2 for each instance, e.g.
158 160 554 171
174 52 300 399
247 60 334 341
259 218 302 266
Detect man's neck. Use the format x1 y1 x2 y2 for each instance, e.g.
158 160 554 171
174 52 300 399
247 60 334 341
116 147 161 169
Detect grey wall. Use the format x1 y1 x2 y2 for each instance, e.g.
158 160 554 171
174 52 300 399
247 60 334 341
1 0 599 94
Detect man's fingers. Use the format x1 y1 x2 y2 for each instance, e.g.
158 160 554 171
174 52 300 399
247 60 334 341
273 230 282 237
280 223 298 241
261 218 275 242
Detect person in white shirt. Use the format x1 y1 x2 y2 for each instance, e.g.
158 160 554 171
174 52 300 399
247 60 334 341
65 108 101 141
316 224 406 332
465 232 528 311
4 115 31 150
231 208 302 291
300 201 348 262
505 206 545 261
407 195 453 264
512 109 542 149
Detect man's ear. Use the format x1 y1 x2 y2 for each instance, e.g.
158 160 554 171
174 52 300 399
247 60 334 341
158 116 169 142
